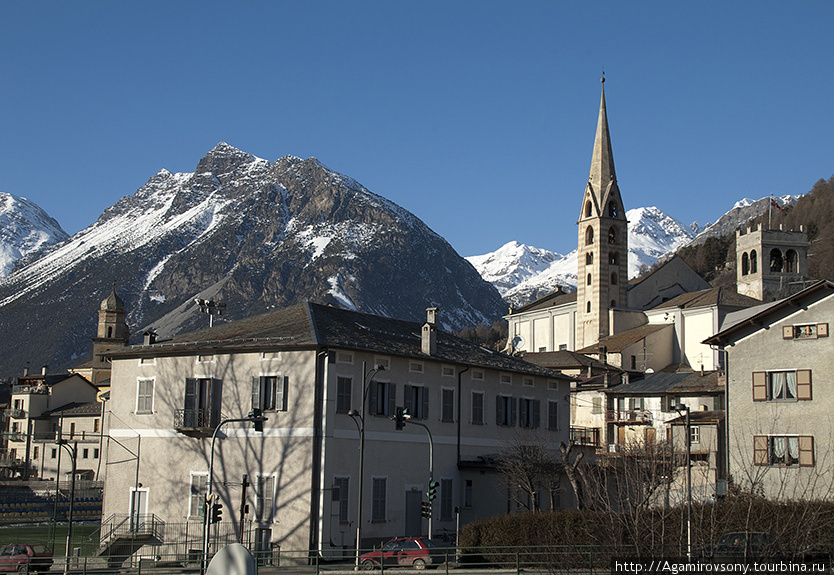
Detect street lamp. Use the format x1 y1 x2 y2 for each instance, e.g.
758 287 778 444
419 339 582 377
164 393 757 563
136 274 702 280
346 362 385 571
194 299 227 328
676 403 692 561
55 438 77 575
397 414 435 540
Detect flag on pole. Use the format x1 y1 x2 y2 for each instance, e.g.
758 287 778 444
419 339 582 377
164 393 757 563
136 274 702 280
770 198 782 212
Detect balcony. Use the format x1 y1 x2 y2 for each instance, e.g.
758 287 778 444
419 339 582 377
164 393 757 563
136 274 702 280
570 426 601 448
12 384 49 395
174 409 219 437
6 432 27 442
5 408 26 419
606 409 653 424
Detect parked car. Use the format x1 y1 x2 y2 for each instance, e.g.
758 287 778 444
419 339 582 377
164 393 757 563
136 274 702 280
0 543 53 572
360 537 441 570
699 532 782 561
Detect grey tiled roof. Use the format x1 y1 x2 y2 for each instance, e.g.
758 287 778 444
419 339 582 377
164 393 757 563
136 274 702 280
576 323 672 354
41 401 103 417
651 287 759 310
509 290 577 315
606 369 723 396
105 303 569 380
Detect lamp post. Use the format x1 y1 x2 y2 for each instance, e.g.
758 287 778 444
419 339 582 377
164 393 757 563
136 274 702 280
346 362 385 570
399 416 435 540
56 439 77 575
194 299 226 328
676 403 692 561
107 435 141 531
201 411 267 575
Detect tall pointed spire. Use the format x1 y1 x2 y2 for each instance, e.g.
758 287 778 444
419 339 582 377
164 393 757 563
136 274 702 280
587 75 617 208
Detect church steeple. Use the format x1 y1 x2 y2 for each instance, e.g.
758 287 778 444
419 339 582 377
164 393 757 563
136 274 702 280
587 76 618 212
576 77 629 350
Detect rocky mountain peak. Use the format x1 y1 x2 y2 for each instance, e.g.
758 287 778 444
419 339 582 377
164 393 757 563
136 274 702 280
195 142 258 175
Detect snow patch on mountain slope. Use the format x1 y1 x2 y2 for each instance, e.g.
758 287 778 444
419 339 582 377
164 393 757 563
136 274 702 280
0 192 69 277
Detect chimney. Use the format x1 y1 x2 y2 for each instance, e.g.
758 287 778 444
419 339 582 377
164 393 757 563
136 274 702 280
23 365 30 377
143 330 157 345
41 365 48 376
422 307 438 356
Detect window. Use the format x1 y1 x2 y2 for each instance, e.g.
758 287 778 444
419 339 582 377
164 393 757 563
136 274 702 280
786 249 798 273
409 362 424 373
336 352 353 364
472 370 484 381
586 301 591 313
608 201 618 217
592 397 602 415
585 226 594 245
33 446 39 460
496 395 516 426
587 273 592 285
742 252 750 275
752 370 812 402
500 373 512 385
94 448 100 459
51 448 57 459
441 388 454 422
631 355 637 370
770 249 783 272
690 426 700 444
371 478 386 522
93 419 100 433
754 435 814 467
586 252 593 265
464 479 473 508
197 354 214 363
547 400 558 431
82 448 89 459
609 252 619 265
751 250 757 273
442 366 455 377
404 385 428 419
256 475 276 522
136 378 155 414
183 377 221 428
261 351 280 361
369 381 395 416
440 479 454 520
140 357 155 365
559 344 568 351
471 392 484 424
519 398 540 428
252 376 288 411
783 324 829 340
608 227 617 244
333 477 349 523
585 201 592 217
190 473 208 518
523 377 534 387
336 376 353 413
70 423 76 438
611 272 618 285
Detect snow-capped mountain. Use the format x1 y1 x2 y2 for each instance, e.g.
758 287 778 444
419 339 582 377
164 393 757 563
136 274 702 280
467 207 697 307
690 194 803 244
0 192 68 277
0 143 505 376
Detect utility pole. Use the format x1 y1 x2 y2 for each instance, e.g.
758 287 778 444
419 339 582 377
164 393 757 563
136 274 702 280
238 475 249 544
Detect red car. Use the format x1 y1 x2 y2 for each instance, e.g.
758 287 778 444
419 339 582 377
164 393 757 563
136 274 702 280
0 544 53 573
360 537 440 570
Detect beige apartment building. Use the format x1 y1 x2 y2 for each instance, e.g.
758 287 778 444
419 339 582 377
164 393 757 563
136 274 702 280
101 303 572 559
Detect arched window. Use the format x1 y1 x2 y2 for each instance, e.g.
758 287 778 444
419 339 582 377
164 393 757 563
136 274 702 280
741 252 749 276
786 250 798 273
586 252 593 265
611 272 618 285
751 250 758 273
107 326 113 338
586 301 591 313
608 227 617 244
585 201 592 218
608 201 618 217
770 249 784 273
585 226 594 245
587 273 592 285
609 252 619 266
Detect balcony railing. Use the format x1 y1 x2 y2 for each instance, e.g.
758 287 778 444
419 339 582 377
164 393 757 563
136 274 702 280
606 409 653 424
5 408 26 419
174 408 219 434
570 426 601 447
6 432 27 442
12 384 49 395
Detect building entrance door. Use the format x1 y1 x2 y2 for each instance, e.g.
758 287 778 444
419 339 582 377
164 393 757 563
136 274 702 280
404 491 422 537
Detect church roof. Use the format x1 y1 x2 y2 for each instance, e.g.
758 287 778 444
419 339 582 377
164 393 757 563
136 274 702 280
508 289 577 315
576 323 672 354
651 287 760 311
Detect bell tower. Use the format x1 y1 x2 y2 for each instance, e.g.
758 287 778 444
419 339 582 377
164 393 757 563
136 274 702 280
91 284 130 385
576 77 629 350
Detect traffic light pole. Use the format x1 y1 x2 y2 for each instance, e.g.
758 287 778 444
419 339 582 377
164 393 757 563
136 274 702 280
402 419 434 540
201 412 267 575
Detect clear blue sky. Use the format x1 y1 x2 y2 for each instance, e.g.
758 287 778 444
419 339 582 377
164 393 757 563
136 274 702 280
2 1 833 257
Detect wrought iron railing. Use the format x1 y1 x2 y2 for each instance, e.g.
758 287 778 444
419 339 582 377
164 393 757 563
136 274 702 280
570 426 601 447
173 408 218 430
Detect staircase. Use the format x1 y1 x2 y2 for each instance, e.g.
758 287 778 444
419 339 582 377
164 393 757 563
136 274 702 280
97 514 165 568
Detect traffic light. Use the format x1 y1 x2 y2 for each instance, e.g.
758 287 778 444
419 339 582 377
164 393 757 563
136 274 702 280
428 480 439 502
420 501 431 518
394 407 409 430
253 408 263 432
211 502 223 524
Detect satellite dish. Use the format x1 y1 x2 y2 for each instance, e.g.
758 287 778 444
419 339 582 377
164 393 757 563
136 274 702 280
645 368 654 374
206 543 256 575
512 335 525 350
